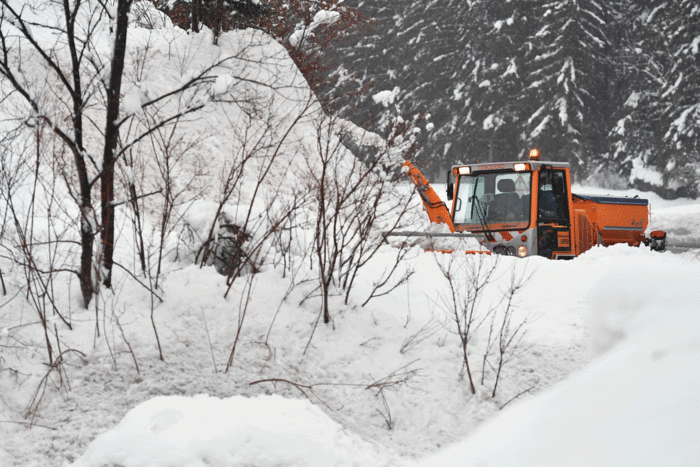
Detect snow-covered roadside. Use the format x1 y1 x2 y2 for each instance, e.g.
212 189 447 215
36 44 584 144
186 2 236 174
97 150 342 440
421 245 700 467
3 239 697 466
5 232 700 466
0 246 580 465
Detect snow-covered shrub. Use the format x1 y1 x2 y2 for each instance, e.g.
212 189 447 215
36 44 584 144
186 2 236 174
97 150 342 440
297 114 420 325
178 203 258 278
436 254 531 398
130 1 173 29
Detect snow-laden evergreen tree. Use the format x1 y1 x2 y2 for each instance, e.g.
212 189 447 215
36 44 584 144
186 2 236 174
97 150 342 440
457 0 534 162
236 0 695 193
607 1 670 188
307 0 477 178
610 0 699 197
658 0 700 195
519 0 617 177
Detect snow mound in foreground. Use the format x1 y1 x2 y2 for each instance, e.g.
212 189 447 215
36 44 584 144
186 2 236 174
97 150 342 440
71 394 411 467
420 246 700 467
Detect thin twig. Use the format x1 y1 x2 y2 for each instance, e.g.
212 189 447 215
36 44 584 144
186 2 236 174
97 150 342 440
499 382 539 410
376 391 393 430
113 261 163 302
115 317 140 374
111 188 163 207
0 420 57 430
400 318 439 354
249 378 336 410
366 359 422 394
302 306 324 357
201 308 218 373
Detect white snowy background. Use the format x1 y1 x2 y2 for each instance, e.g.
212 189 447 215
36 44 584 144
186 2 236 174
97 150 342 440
1 2 699 467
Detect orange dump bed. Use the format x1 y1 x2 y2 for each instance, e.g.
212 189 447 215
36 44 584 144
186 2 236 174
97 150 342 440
572 194 648 248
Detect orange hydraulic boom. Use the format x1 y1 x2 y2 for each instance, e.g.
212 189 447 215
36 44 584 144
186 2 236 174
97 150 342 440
402 161 455 233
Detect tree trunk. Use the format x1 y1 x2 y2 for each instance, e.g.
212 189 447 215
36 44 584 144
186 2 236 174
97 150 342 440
191 0 200 32
213 0 224 44
78 216 94 306
64 0 95 307
101 0 132 288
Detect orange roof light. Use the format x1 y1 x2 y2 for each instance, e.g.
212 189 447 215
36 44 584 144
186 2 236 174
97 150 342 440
529 148 540 160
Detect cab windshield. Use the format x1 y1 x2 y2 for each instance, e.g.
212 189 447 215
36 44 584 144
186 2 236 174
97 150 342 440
452 171 532 230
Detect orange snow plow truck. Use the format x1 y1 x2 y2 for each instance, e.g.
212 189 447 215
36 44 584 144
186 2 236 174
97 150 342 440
398 149 667 259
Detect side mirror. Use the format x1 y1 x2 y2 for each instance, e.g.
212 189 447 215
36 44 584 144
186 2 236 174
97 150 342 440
446 170 454 201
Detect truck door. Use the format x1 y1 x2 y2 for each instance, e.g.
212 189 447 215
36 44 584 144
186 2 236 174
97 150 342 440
537 168 572 258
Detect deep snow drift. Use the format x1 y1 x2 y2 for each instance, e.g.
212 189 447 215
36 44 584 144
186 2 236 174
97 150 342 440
4 242 698 467
71 394 410 467
422 245 700 467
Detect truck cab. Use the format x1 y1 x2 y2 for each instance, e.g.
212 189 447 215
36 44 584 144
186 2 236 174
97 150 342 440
445 149 667 258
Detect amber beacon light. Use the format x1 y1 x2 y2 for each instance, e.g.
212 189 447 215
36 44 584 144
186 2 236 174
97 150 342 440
529 148 540 160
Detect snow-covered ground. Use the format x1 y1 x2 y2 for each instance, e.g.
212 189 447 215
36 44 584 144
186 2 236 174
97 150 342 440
2 197 699 466
422 244 700 467
1 3 699 466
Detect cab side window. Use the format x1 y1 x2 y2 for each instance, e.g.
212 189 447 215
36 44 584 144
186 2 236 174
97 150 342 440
538 170 569 224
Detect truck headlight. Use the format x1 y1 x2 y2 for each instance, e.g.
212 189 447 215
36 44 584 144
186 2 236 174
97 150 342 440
517 246 528 257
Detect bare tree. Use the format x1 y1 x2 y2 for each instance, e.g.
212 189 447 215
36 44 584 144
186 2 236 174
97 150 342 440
0 0 103 305
0 122 81 385
302 114 417 325
437 253 500 395
117 107 208 286
438 253 534 398
0 0 281 307
190 94 315 282
486 266 533 398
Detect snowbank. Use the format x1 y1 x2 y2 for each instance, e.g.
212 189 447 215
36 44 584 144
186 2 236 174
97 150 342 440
72 394 411 467
420 245 700 467
55 244 700 467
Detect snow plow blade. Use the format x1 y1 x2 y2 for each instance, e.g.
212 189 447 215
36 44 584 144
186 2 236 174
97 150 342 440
382 231 479 239
381 231 491 255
